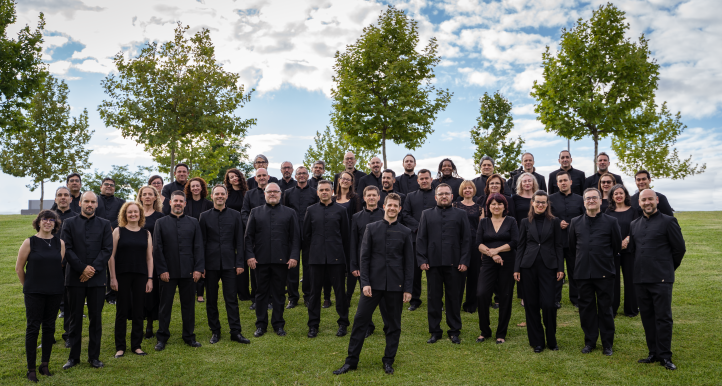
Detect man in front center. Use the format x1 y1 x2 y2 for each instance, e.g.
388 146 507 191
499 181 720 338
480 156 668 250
334 193 414 376
416 183 470 344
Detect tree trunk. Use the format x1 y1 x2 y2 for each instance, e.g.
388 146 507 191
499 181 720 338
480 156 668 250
592 126 599 174
382 128 387 169
170 143 176 183
39 180 44 211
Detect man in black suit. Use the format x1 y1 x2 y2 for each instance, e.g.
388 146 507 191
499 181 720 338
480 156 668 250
278 161 297 191
507 153 547 194
395 154 419 194
569 188 622 356
357 157 383 201
308 160 325 189
246 183 300 337
630 170 674 216
240 167 272 309
334 193 414 375
379 169 406 208
160 164 189 214
584 152 623 190
416 183 470 344
60 191 112 370
549 150 586 195
54 186 78 338
51 173 82 213
472 155 495 196
96 177 125 304
333 152 367 192
628 189 685 370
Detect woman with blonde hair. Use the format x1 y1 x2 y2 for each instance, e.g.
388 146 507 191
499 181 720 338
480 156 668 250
136 185 165 338
453 180 483 313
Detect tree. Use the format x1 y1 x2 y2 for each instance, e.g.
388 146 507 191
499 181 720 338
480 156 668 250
330 6 452 168
530 3 659 173
0 0 46 129
85 165 154 201
611 101 705 179
470 91 524 176
0 75 93 210
98 22 255 182
303 126 374 180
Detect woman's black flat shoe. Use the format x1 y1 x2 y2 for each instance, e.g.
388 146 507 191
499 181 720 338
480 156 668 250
114 352 124 358
476 337 485 343
496 339 504 344
133 351 147 356
27 370 38 383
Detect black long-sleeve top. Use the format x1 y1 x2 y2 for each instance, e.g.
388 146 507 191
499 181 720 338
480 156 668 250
515 215 564 272
246 175 279 191
184 198 213 220
153 214 204 279
357 173 383 199
548 167 586 196
400 187 436 234
628 211 685 284
334 169 367 192
241 187 270 226
568 212 622 280
278 177 297 192
416 205 471 267
507 169 548 194
452 201 482 234
226 188 245 212
606 207 638 240
199 207 245 270
630 191 674 217
161 180 187 199
349 206 385 272
55 208 78 223
395 173 419 194
511 195 532 228
96 194 125 229
549 191 585 248
283 184 318 229
303 201 350 265
61 214 113 287
244 203 300 265
476 216 519 262
359 220 414 293
50 193 81 214
432 175 464 201
585 171 624 190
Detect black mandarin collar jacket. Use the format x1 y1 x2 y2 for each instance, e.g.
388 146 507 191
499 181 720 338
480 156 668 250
282 183 318 228
585 171 624 190
630 190 674 217
303 200 350 265
241 187 275 226
395 173 419 194
515 216 564 272
278 177 297 192
153 214 204 279
357 173 383 199
50 193 81 214
199 207 245 270
161 180 187 199
61 214 113 287
96 194 126 228
350 206 385 272
308 176 323 189
56 208 78 222
360 219 414 293
549 166 586 196
400 188 436 234
244 203 300 265
416 205 471 267
568 212 622 279
379 189 406 208
628 210 685 284
432 175 464 201
472 175 490 198
549 191 585 247
246 175 279 191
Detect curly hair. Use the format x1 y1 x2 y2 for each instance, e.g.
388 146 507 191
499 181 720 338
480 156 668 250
118 201 146 228
224 168 248 195
184 177 208 200
33 210 61 234
436 158 460 179
607 184 631 212
135 185 162 213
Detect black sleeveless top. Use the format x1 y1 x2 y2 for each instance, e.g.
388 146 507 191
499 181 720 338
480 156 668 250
24 236 64 295
115 227 149 275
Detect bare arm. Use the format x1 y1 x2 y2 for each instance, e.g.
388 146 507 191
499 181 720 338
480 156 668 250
15 239 31 286
145 231 154 292
109 228 120 290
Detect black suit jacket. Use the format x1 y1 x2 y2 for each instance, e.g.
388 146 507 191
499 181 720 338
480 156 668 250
303 201 350 265
153 214 204 279
568 212 622 279
395 173 419 194
199 207 245 270
549 191 585 248
359 220 414 293
241 187 271 226
628 211 685 284
246 175 279 191
400 188 436 234
515 216 564 272
549 167 586 196
630 191 674 217
282 184 318 229
349 206 385 272
61 214 113 287
357 173 383 199
96 194 126 228
416 205 471 267
244 203 300 265
432 175 464 201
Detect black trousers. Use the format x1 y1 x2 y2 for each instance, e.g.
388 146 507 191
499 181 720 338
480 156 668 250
24 293 62 369
577 278 615 349
556 247 577 304
521 256 558 348
307 264 349 329
67 286 105 361
115 273 146 352
62 286 70 342
616 252 638 316
300 248 311 302
346 275 390 332
196 278 205 298
235 267 257 301
636 283 674 360
157 278 196 344
461 244 482 312
477 255 515 339
144 276 160 320
206 269 242 335
255 264 289 330
345 290 403 367
106 269 117 302
410 244 423 307
426 266 462 337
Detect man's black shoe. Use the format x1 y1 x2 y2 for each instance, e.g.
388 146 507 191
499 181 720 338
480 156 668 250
187 341 202 348
58 311 64 319
555 302 562 309
660 359 677 370
253 328 265 338
87 359 104 368
549 345 560 351
333 364 356 375
307 328 318 338
365 327 375 338
231 333 251 344
276 328 287 337
64 339 71 348
533 346 544 353
427 335 441 344
407 304 419 311
62 359 79 370
267 303 273 310
603 347 613 356
581 345 594 354
336 325 347 337
209 334 220 344
249 302 256 310
491 303 500 309
383 363 394 374
154 341 166 351
450 335 461 344
638 354 658 363
322 299 332 308
286 300 297 309
108 300 116 305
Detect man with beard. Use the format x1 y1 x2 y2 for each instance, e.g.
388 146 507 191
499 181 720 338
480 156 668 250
51 173 82 213
549 151 586 196
508 153 547 194
153 191 204 351
199 185 250 345
308 160 326 189
53 187 78 341
334 193 413 376
305 180 351 338
395 154 419 194
630 170 674 216
278 161 297 191
416 183 471 344
60 192 113 370
585 152 623 190
247 155 279 191
400 169 436 311
472 156 496 197
95 177 126 305
161 164 190 214
432 158 464 201
334 152 367 192
282 166 319 308
628 189 685 370
241 168 272 310
379 169 406 208
357 157 383 202
246 183 300 337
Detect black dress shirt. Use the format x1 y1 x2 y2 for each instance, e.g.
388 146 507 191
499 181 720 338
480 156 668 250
282 184 318 228
161 180 187 199
357 173 383 199
630 191 674 217
432 175 464 201
395 173 419 194
241 187 270 226
548 191 585 248
199 207 245 270
568 212 622 279
476 216 519 260
308 176 324 189
515 215 564 272
416 205 471 267
96 194 126 228
548 167 586 196
349 206 385 272
400 188 436 234
359 219 414 293
50 193 81 214
244 203 300 265
61 214 113 287
55 208 78 222
246 175 279 191
303 201 350 265
226 188 246 212
153 214 205 279
184 198 213 220
278 178 297 192
472 175 490 198
334 169 367 192
628 211 685 284
585 171 624 190
507 168 547 194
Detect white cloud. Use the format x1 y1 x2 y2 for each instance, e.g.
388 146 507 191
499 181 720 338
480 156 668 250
512 66 543 93
458 67 498 86
443 117 453 123
441 131 467 141
246 133 291 156
512 103 536 116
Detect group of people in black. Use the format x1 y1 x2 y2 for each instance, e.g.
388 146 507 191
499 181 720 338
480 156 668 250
15 149 686 382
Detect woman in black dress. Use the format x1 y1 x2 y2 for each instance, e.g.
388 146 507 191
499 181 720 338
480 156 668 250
597 173 617 213
514 190 565 353
606 184 639 317
476 194 518 344
511 172 539 307
453 180 483 313
329 171 361 307
224 168 248 213
109 202 153 358
184 177 213 302
15 210 65 382
136 185 165 338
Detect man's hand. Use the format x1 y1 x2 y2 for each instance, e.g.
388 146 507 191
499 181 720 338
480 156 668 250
193 271 202 282
110 277 118 291
513 272 521 282
403 292 412 303
363 286 372 297
145 279 153 293
622 236 629 249
82 265 95 278
352 270 360 277
287 259 298 269
236 267 244 275
160 272 170 282
557 272 565 281
458 264 468 272
247 258 257 270
560 220 569 230
420 263 429 271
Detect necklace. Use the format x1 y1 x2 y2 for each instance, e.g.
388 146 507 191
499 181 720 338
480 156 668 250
39 237 52 247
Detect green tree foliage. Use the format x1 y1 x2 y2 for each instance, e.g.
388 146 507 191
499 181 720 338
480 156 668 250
330 6 452 168
85 165 154 201
0 75 93 210
470 91 524 176
530 3 659 173
303 126 374 180
0 0 46 128
98 22 255 182
611 102 705 179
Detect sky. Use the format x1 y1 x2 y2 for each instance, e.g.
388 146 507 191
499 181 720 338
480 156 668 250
3 0 721 213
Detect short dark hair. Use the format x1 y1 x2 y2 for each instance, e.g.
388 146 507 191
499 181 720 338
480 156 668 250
148 175 163 185
484 173 506 196
417 169 432 178
559 150 571 158
102 177 115 185
555 170 571 181
403 153 416 162
521 152 534 161
485 193 508 217
66 173 81 183
363 185 380 197
635 170 651 180
583 187 602 199
33 210 61 234
382 169 396 178
435 183 452 194
384 192 402 206
170 190 186 201
318 180 333 189
313 160 325 169
597 152 610 161
211 184 228 194
174 163 189 173
55 186 71 196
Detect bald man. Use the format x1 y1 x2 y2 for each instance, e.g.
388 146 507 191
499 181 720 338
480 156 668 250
334 152 367 192
356 157 384 202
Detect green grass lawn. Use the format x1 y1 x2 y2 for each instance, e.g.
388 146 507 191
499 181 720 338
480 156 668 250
1 212 721 385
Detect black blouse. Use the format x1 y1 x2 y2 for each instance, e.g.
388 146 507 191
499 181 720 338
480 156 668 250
475 216 519 260
143 211 165 237
452 200 482 233
24 236 64 295
115 227 149 276
606 207 638 240
512 195 532 228
333 195 361 222
226 188 245 213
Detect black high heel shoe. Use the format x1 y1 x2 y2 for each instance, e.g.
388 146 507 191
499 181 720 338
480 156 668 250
38 363 52 376
27 370 38 383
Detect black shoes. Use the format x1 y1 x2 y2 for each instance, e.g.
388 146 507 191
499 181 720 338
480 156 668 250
27 370 38 383
533 346 544 353
187 341 202 348
336 325 347 337
231 333 251 344
210 334 220 344
154 341 166 351
286 300 297 309
555 302 562 309
383 363 394 374
144 327 154 339
638 354 658 363
276 328 287 337
108 300 116 305
133 350 147 356
450 335 461 344
427 335 441 344
603 347 613 356
491 303 500 309
62 359 79 370
308 328 318 338
88 359 104 368
476 337 485 343
38 364 51 377
407 304 419 311
250 302 256 310
64 340 71 348
365 327 375 338
581 345 594 354
660 359 677 370
322 300 332 308
268 303 273 310
253 328 266 338
114 352 124 358
333 364 356 375
549 345 560 351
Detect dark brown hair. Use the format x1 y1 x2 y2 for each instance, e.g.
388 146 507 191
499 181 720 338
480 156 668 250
33 210 61 234
184 177 208 200
224 168 248 195
335 171 357 200
484 173 506 196
485 193 508 217
607 184 631 212
528 190 554 222
597 172 617 192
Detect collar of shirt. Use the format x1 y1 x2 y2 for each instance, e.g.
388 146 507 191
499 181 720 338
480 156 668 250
294 184 310 190
435 204 452 210
382 218 399 226
560 190 573 197
320 200 334 207
171 214 186 219
58 208 72 214
212 206 227 213
364 205 380 213
643 209 660 220
79 213 95 221
419 187 433 192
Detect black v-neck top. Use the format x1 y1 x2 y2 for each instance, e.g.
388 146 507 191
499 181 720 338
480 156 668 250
475 216 519 259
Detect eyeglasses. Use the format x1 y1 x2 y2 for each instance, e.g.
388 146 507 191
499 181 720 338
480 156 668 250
41 218 56 223
339 178 352 182
436 193 452 196
265 190 281 194
584 197 600 202
68 179 81 183
489 182 501 186
296 172 308 176
103 183 115 187
601 181 613 185
534 201 548 206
